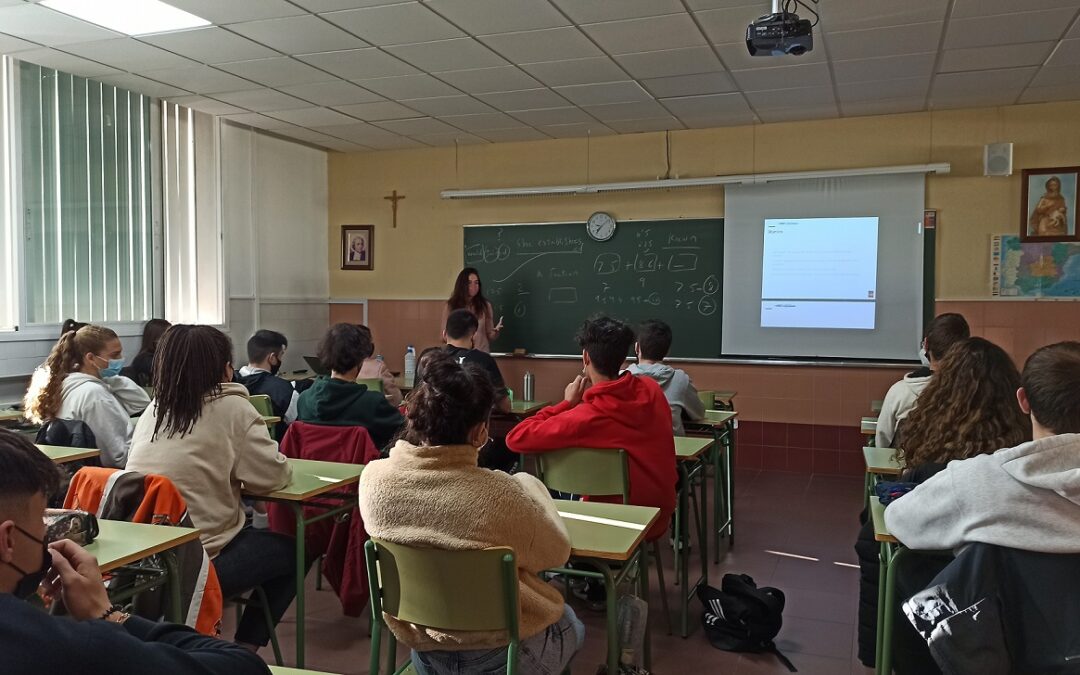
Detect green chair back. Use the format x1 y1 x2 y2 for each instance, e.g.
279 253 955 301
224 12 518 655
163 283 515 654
697 390 716 411
248 394 274 417
536 447 629 504
365 539 521 675
357 378 383 393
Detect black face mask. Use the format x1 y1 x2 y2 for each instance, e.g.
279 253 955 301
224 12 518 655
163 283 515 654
269 356 282 376
7 525 49 600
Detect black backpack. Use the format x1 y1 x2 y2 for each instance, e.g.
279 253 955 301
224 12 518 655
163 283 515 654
698 573 797 672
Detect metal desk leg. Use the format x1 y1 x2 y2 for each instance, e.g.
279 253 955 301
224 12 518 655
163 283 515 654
880 545 903 675
291 502 308 668
678 463 690 637
162 551 183 624
874 541 898 675
596 562 620 675
639 544 652 671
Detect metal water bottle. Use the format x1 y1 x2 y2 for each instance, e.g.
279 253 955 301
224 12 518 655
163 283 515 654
523 371 535 401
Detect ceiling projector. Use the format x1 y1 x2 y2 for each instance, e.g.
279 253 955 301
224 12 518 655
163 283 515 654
746 0 816 56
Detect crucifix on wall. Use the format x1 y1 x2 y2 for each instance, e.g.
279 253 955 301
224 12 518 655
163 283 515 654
384 190 405 228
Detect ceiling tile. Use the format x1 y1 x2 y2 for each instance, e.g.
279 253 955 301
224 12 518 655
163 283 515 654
551 0 685 24
221 112 300 130
319 139 373 153
757 104 840 123
641 72 735 98
15 48 118 78
821 0 948 32
475 127 551 142
841 97 927 117
827 22 945 60
520 57 626 87
1018 82 1080 103
292 0 416 11
322 3 465 46
939 42 1055 73
944 8 1077 49
930 67 1039 96
398 95 493 116
142 65 256 94
212 88 312 112
437 112 526 131
510 106 596 125
1030 64 1080 86
297 49 418 80
374 116 458 135
436 66 542 94
386 38 507 72
476 88 569 110
1069 18 1080 38
62 39 196 71
478 27 602 63
685 0 772 10
424 0 569 34
660 92 753 118
164 95 247 115
606 117 684 133
730 62 831 91
836 77 930 102
712 39 828 70
367 135 429 149
265 106 361 127
353 73 461 99
313 121 401 143
410 131 488 146
614 47 723 79
1047 39 1080 67
277 80 385 106
228 15 368 55
581 14 708 55
94 73 192 98
0 33 39 54
832 53 936 83
929 90 1023 109
539 122 616 138
332 100 421 120
217 57 336 87
140 28 279 64
678 110 757 127
0 4 120 46
159 0 306 24
554 81 652 106
952 0 1080 17
272 127 340 147
583 99 672 122
745 86 835 110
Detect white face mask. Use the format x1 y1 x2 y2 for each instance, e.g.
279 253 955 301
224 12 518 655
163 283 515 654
919 347 930 366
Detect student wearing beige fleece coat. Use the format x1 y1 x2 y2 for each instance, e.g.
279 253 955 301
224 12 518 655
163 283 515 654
359 351 582 675
126 325 293 650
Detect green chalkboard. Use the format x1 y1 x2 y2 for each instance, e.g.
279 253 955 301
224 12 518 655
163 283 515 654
464 219 723 358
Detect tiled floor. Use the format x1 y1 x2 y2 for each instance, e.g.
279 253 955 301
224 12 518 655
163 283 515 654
232 470 872 674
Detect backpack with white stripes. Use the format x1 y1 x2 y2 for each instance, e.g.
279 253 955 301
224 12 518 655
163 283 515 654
698 573 797 672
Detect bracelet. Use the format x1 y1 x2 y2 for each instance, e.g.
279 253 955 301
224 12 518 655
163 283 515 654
99 603 123 621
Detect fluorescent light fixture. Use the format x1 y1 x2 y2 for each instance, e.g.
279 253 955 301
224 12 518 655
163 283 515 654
41 0 210 36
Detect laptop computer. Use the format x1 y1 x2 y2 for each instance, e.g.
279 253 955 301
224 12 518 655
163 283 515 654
303 355 330 376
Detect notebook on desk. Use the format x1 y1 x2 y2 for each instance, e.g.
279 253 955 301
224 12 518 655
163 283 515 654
303 356 330 376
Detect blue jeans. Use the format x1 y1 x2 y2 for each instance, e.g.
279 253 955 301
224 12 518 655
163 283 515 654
412 604 585 675
214 526 300 646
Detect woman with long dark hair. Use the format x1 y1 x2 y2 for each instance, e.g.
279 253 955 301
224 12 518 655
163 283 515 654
123 318 171 387
441 267 503 353
126 324 295 651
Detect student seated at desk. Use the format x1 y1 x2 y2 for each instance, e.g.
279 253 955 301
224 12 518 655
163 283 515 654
506 316 677 541
237 329 300 434
854 337 1030 668
876 313 969 448
24 325 151 468
122 318 171 388
359 351 582 675
627 319 706 436
355 325 402 406
126 325 294 652
0 429 271 675
297 323 404 450
444 309 512 414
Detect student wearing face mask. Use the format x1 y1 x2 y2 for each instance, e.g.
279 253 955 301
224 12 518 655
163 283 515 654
237 329 300 438
24 325 150 468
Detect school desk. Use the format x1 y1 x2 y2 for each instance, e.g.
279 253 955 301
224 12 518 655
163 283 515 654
863 446 903 512
871 399 884 413
269 668 341 675
870 497 900 675
554 499 661 675
281 371 314 383
392 376 413 394
0 408 25 423
509 399 549 416
244 458 364 668
674 435 713 637
698 390 738 411
37 444 99 464
861 416 878 445
262 415 281 427
85 519 201 623
686 409 738 560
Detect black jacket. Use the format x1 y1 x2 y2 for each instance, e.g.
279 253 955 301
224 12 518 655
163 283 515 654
0 593 270 675
237 370 294 438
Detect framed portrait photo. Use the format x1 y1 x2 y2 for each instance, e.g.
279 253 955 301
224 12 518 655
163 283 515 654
1021 167 1080 242
341 224 374 270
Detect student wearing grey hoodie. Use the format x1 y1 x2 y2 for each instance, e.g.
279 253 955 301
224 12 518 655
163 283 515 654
885 341 1080 553
627 319 706 436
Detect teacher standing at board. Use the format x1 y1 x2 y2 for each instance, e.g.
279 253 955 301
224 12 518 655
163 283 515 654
442 267 503 353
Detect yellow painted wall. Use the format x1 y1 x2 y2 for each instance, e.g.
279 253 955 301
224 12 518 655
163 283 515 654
328 100 1080 301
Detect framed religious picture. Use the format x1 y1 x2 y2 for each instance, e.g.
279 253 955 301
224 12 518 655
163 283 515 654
341 224 374 270
1021 167 1080 242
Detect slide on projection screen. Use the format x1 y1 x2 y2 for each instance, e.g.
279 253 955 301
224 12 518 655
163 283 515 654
724 174 925 361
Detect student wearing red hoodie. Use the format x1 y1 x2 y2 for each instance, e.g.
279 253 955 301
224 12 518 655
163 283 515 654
506 316 677 542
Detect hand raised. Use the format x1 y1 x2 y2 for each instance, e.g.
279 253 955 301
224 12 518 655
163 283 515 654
43 539 111 621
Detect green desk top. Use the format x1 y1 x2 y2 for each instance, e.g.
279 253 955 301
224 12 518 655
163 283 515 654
703 409 738 426
869 497 897 544
871 399 884 413
85 520 201 573
861 417 878 435
509 400 549 415
270 667 342 675
864 446 902 475
262 415 281 426
247 458 364 502
675 436 714 460
37 444 100 464
0 409 26 422
556 499 659 562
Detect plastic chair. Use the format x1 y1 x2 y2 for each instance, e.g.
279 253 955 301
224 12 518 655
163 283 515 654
357 378 384 393
248 394 276 440
365 538 521 675
536 447 673 637
697 390 716 410
230 586 284 665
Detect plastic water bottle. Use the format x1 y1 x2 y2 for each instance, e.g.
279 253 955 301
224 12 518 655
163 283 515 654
403 345 416 387
523 371 535 401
